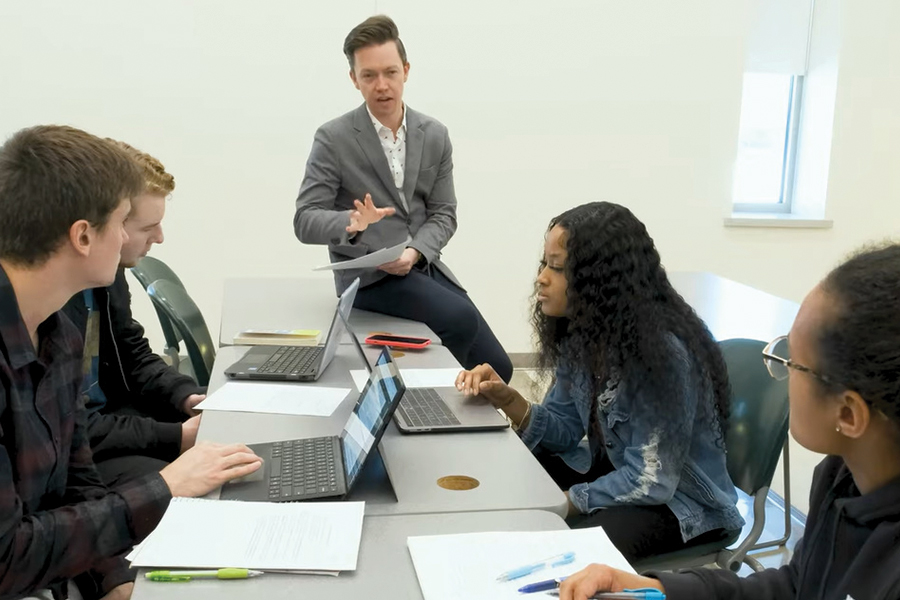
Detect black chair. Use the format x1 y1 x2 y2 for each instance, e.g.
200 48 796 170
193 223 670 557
130 256 187 369
146 279 216 387
632 338 790 574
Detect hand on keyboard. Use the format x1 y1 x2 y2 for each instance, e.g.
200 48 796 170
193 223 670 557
456 363 519 409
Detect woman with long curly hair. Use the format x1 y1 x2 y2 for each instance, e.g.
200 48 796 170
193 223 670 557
456 201 743 561
557 244 900 599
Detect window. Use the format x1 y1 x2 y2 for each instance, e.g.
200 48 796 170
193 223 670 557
733 73 804 212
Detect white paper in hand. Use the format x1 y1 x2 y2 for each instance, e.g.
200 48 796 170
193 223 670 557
313 237 411 271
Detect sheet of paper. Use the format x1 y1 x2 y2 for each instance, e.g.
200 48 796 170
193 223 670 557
407 528 634 600
129 498 365 572
195 382 350 417
313 237 411 271
350 368 460 392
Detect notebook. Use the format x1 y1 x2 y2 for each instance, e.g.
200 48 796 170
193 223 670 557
232 329 321 347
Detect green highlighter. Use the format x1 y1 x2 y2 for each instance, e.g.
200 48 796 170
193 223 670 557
145 568 263 582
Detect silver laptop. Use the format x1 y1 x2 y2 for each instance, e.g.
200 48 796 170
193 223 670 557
344 326 509 434
219 347 405 502
223 278 359 382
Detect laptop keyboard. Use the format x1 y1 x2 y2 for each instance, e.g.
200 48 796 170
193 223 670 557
258 346 321 376
398 388 461 428
268 438 339 500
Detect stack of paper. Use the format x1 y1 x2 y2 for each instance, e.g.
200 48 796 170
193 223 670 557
195 381 350 417
407 528 634 600
129 498 365 574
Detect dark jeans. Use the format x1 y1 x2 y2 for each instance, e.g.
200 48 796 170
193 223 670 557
354 267 513 382
535 449 730 563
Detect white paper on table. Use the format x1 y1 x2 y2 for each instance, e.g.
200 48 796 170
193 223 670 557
350 368 461 393
195 382 350 417
313 237 411 271
129 498 365 572
407 528 634 600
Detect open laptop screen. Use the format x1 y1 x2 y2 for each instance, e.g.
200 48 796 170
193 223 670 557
339 348 405 489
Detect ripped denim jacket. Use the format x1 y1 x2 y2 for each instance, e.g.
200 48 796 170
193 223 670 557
518 337 745 542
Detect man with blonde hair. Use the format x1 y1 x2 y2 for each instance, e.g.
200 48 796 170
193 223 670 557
63 141 205 489
0 125 261 600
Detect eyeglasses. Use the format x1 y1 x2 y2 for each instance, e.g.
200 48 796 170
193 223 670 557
762 335 836 386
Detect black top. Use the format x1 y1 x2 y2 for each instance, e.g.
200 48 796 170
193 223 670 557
656 455 900 600
62 268 204 463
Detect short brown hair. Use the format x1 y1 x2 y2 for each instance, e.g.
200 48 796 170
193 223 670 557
106 139 175 197
343 15 407 70
0 125 143 267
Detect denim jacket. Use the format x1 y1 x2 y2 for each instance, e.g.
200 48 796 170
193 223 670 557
519 336 744 541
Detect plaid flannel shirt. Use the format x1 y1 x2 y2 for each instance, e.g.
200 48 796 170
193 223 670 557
0 265 171 600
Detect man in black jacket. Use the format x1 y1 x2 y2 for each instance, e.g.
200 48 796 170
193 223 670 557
63 141 205 487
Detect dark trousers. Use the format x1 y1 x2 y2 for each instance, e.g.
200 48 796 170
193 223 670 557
535 449 730 563
354 267 513 382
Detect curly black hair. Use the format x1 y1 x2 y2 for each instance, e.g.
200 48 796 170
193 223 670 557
819 243 900 436
531 202 731 436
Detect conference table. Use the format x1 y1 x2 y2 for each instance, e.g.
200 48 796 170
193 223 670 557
219 277 438 346
131 270 800 599
201 343 568 517
132 510 568 600
219 271 800 349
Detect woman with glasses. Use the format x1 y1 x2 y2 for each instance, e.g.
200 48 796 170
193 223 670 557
557 244 900 599
455 202 743 562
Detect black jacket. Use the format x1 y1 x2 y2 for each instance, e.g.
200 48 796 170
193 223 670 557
657 455 900 600
63 268 203 463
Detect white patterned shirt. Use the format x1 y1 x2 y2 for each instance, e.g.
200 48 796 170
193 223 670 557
367 105 409 211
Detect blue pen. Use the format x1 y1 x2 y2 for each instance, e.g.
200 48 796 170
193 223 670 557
518 576 568 593
545 587 666 600
496 552 576 582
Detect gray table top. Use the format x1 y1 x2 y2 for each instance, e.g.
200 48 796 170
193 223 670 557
203 344 568 517
133 510 568 600
668 271 799 342
219 277 438 346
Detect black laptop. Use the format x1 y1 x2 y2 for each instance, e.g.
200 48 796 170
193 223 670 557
223 278 359 382
219 347 406 502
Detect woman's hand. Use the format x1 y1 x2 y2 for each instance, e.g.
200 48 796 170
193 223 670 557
455 363 516 407
558 564 664 600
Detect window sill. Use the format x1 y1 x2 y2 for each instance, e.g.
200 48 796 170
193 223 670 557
724 212 833 229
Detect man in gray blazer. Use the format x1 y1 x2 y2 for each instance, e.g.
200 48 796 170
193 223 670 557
294 15 512 382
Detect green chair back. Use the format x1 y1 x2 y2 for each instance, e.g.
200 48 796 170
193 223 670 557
721 338 790 497
130 257 186 360
146 279 216 386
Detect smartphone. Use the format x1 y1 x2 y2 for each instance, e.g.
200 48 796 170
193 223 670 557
364 334 432 349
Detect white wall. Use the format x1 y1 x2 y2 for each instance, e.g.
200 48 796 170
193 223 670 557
2 0 899 514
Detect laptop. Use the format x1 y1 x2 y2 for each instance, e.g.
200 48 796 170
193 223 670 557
344 327 509 434
223 278 360 382
220 347 406 502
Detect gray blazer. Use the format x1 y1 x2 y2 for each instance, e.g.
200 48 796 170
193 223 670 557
294 103 461 294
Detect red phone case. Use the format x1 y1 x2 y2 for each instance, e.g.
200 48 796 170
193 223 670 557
364 335 432 349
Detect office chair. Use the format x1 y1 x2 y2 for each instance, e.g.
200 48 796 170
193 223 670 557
146 279 216 387
631 338 790 574
131 256 188 369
